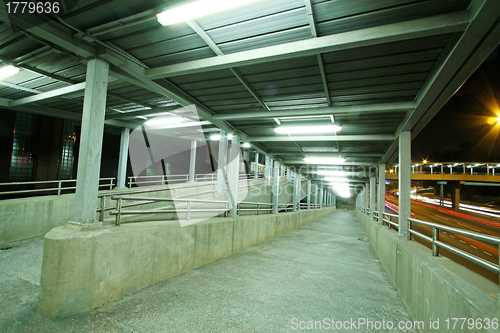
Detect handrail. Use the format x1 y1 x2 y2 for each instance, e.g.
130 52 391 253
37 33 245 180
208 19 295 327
0 177 115 196
408 217 500 274
359 207 500 277
110 188 324 225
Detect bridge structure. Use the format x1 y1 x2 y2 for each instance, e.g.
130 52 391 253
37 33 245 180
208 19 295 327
385 161 500 210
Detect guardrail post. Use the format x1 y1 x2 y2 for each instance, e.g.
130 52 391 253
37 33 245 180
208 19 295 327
57 181 62 195
116 198 122 226
408 219 412 240
432 227 439 256
99 196 106 222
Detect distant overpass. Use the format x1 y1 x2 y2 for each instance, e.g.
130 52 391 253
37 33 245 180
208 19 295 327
387 162 500 183
385 162 500 210
386 173 500 183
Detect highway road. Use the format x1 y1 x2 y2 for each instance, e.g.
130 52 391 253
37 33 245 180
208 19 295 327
384 194 500 283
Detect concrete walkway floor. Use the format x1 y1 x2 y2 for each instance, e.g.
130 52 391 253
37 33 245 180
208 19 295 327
0 210 417 332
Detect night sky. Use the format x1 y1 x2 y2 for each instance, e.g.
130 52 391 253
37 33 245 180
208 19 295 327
412 46 500 163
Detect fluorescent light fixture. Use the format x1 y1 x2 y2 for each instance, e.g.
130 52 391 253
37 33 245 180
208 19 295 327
278 115 330 120
330 184 351 198
210 133 233 140
304 157 346 164
144 115 184 126
0 65 19 80
275 125 342 134
157 0 261 26
324 177 349 183
316 170 348 177
242 142 251 148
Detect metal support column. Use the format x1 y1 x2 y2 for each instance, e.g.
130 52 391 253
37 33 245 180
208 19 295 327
399 131 411 237
189 140 197 182
370 175 376 219
272 160 280 214
73 58 109 224
254 152 259 179
292 172 298 211
228 134 240 216
307 180 312 209
265 156 271 186
216 130 228 196
377 163 385 223
319 187 324 208
116 128 130 189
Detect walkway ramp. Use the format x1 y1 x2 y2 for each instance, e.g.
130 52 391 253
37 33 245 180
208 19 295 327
0 210 416 332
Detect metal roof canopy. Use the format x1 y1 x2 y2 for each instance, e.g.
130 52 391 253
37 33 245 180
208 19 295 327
0 0 499 189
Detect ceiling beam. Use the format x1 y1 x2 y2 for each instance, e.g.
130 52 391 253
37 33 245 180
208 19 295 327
145 12 470 79
9 82 86 106
213 102 415 120
105 105 181 120
0 8 96 59
269 152 384 157
248 135 395 142
285 161 377 166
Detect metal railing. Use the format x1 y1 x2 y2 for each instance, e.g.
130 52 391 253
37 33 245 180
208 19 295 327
0 177 115 197
110 196 301 226
97 176 272 222
127 173 266 188
360 208 500 279
299 203 321 209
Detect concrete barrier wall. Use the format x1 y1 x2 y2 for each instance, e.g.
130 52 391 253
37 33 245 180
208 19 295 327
38 207 335 317
356 212 500 333
0 179 275 244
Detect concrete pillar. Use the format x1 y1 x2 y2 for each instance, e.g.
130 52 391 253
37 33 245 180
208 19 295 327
364 182 369 210
399 131 411 237
307 180 312 209
228 134 240 216
272 160 280 214
287 168 291 182
333 194 336 208
116 128 130 188
319 187 324 208
280 165 285 177
72 58 109 224
451 184 461 210
254 152 259 179
189 140 197 182
378 163 385 223
265 156 271 186
297 173 302 209
216 130 228 196
314 185 318 208
370 175 376 219
292 172 298 212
